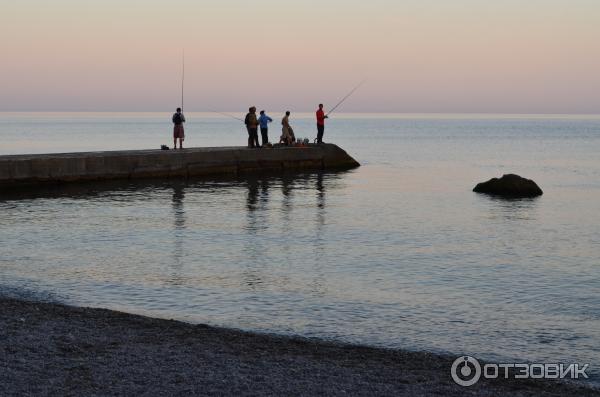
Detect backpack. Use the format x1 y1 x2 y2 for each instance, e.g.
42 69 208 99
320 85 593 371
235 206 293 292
244 113 250 125
173 113 182 124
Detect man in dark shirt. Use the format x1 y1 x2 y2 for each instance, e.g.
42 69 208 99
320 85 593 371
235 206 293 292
244 106 260 148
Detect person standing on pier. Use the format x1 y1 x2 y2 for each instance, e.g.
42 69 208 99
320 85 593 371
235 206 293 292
258 110 273 147
316 103 328 144
172 107 186 149
280 111 295 145
244 107 260 148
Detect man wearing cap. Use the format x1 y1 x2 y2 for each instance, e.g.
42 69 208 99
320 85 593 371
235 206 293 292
258 110 273 147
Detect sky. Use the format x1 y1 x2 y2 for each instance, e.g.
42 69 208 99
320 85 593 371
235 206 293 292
1 0 599 113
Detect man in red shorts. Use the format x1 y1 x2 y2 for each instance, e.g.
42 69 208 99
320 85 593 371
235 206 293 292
172 107 186 149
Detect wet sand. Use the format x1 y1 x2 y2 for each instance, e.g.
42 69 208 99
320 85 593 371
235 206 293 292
0 297 597 396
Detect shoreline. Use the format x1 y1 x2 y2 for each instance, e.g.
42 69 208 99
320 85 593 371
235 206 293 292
1 297 597 396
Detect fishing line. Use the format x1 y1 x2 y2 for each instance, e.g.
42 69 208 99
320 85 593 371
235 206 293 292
326 79 366 117
208 110 245 122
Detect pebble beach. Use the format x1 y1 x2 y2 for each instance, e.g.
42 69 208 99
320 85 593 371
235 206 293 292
1 297 597 396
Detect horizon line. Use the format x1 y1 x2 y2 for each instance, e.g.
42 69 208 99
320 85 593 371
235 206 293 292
2 111 600 116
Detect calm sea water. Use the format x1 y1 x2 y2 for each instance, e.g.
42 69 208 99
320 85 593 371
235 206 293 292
1 112 600 382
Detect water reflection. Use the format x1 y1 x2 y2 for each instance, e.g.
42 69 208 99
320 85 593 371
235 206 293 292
239 173 336 292
476 194 541 221
312 173 327 295
0 179 178 201
245 177 269 232
1 171 348 300
169 183 186 286
243 177 267 290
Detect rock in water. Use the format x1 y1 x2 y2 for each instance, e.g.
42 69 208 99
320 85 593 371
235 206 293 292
473 174 543 197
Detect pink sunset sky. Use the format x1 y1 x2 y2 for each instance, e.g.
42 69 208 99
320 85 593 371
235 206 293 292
1 0 599 113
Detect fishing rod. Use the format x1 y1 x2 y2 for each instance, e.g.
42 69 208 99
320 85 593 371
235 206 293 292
326 79 366 117
208 110 244 122
181 50 185 111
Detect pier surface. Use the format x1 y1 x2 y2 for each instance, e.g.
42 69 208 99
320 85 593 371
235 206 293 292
0 144 359 187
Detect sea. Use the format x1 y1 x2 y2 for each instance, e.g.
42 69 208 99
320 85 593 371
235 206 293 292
1 112 599 384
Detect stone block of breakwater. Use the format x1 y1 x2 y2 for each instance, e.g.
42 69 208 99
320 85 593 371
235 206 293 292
0 144 360 187
473 174 543 197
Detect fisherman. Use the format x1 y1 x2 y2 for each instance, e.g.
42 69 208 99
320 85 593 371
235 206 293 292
172 107 186 149
244 106 260 148
316 103 328 144
258 110 273 147
280 111 295 145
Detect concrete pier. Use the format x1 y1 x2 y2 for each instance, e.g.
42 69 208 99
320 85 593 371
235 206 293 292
0 144 359 187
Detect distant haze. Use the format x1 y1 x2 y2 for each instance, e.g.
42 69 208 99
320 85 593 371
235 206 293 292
1 0 599 113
